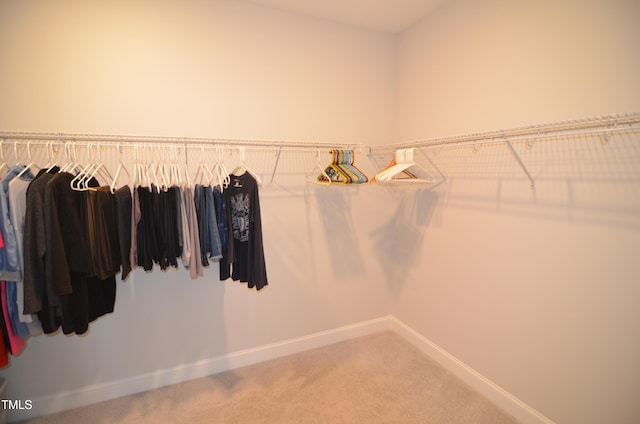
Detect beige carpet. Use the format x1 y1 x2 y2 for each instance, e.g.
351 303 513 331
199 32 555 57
18 331 519 423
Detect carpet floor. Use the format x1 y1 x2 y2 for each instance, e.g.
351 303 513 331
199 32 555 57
18 331 519 423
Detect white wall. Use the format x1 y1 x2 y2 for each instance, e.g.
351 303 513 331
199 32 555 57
3 0 640 423
0 0 395 144
392 1 640 423
395 0 640 141
0 0 396 417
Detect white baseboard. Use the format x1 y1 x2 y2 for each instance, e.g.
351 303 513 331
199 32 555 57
12 316 392 422
390 316 554 424
13 315 552 424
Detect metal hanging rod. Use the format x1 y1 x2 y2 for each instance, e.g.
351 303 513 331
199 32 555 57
0 131 361 153
370 112 640 152
2 112 638 156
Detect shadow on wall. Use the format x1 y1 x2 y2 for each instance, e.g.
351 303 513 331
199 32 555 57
425 130 640 230
369 187 440 287
443 176 640 230
312 188 365 279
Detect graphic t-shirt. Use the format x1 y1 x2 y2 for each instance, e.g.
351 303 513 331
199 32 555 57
220 173 267 290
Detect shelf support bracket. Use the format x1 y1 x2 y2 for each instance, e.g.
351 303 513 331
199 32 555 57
501 130 535 189
418 149 446 184
270 146 283 184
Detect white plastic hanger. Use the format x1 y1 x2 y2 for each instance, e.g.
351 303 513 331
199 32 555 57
373 148 436 184
140 145 156 192
110 143 131 193
155 147 169 192
146 146 161 193
231 146 262 185
168 146 180 187
194 145 213 185
84 143 113 190
71 143 96 190
59 142 75 174
181 144 191 188
43 141 56 172
0 139 7 175
17 141 40 178
13 141 19 167
132 144 144 189
211 145 230 189
307 149 332 185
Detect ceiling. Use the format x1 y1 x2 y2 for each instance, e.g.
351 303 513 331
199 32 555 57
241 0 450 33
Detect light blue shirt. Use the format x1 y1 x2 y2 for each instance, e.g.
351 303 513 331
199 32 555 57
0 165 35 282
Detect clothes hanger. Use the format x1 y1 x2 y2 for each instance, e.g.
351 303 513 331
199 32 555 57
110 143 131 193
168 145 184 187
82 143 113 190
231 146 262 185
17 141 40 178
168 146 180 187
317 149 368 184
171 146 181 188
194 145 213 186
370 157 398 183
371 153 420 183
147 149 161 193
155 147 169 192
307 149 332 185
338 149 368 183
73 143 107 190
71 143 95 190
132 144 143 189
317 149 350 184
59 142 74 173
135 144 151 190
0 139 7 175
13 141 20 167
181 143 191 188
42 141 55 171
140 145 157 192
211 145 230 189
373 148 436 184
333 150 356 183
45 139 63 173
184 160 191 188
95 143 113 185
160 163 170 191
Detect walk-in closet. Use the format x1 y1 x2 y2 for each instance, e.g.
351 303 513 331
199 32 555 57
0 1 638 423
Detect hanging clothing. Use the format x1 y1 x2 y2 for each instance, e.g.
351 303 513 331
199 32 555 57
1 282 25 355
181 186 203 279
129 186 141 272
213 186 228 257
136 186 159 271
23 168 61 334
114 186 132 281
8 172 43 336
220 172 268 290
204 185 222 262
0 165 29 283
45 172 91 297
84 186 118 323
175 186 184 260
85 187 120 280
0 165 34 341
45 172 117 335
179 187 192 270
194 185 223 267
0 315 9 367
155 187 181 270
45 172 92 334
170 186 184 261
